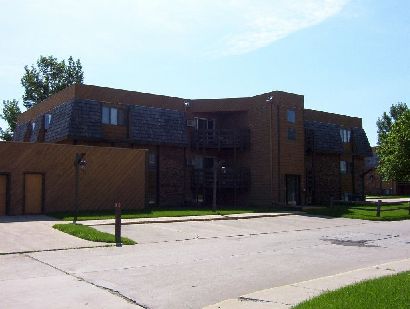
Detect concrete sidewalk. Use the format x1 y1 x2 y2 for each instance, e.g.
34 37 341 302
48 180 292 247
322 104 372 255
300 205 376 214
205 258 410 309
0 215 108 254
81 212 298 226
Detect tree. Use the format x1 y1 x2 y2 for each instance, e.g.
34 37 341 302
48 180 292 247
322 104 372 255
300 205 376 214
376 102 408 143
0 99 21 141
21 55 84 109
377 110 410 181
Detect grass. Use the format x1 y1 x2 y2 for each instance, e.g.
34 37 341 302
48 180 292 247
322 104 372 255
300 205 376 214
53 223 136 245
304 202 410 221
293 271 410 309
50 207 277 221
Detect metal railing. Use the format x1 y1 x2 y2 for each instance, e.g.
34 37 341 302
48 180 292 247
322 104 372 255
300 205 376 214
192 167 250 189
192 129 250 150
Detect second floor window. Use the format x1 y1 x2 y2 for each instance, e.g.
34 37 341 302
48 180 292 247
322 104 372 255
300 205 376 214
102 106 125 125
287 110 296 123
44 114 52 129
340 160 348 174
340 128 351 143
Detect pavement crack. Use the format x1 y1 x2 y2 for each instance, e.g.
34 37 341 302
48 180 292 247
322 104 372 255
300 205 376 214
25 254 149 308
0 244 113 256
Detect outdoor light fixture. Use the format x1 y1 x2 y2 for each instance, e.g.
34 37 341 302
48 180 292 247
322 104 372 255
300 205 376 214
266 96 273 102
73 153 87 224
184 101 191 111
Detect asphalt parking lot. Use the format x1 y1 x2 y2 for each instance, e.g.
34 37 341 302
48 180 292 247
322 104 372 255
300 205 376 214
1 215 409 308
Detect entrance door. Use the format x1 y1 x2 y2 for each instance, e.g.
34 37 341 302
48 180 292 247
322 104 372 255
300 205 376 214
24 174 43 214
286 175 300 206
0 175 8 216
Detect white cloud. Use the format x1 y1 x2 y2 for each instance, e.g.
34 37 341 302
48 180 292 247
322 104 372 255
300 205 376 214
0 0 350 59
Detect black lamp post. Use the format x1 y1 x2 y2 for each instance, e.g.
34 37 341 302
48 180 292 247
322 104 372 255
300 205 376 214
73 153 87 224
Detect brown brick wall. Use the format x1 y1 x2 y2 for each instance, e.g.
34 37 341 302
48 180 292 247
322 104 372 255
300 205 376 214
0 142 146 215
314 154 340 203
304 109 362 128
158 146 186 207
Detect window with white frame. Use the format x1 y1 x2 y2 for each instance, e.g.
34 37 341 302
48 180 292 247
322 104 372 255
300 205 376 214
44 114 52 129
340 128 351 143
102 106 125 125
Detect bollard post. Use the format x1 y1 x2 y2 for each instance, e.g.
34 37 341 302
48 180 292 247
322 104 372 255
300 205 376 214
330 196 334 209
376 200 381 217
115 202 122 247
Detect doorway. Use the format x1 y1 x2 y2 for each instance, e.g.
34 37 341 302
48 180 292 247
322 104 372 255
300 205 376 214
286 175 300 206
24 173 44 214
0 174 9 216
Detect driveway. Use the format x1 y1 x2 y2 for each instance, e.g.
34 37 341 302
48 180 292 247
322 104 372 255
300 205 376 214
1 215 409 308
0 215 103 254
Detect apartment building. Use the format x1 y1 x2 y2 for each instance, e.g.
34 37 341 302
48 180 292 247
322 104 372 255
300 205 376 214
10 84 372 212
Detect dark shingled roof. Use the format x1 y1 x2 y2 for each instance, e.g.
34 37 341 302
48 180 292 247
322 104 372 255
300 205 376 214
129 105 188 146
45 102 73 142
13 123 28 142
30 115 43 142
69 100 103 139
352 127 372 157
304 121 343 154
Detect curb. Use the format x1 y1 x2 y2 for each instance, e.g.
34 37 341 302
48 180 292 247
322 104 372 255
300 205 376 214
204 258 410 309
81 212 301 227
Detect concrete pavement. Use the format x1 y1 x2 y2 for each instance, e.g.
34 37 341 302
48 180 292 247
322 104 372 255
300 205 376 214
0 215 105 254
205 258 410 308
1 214 409 308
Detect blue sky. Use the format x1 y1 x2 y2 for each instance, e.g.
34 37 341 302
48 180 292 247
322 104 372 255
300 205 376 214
1 0 409 146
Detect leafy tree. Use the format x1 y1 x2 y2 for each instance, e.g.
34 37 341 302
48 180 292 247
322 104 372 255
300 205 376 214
376 102 408 143
0 99 21 141
21 55 84 109
377 110 410 181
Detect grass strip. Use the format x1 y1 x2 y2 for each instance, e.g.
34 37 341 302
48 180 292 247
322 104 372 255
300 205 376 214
53 223 136 245
50 208 278 221
293 271 410 309
304 202 410 221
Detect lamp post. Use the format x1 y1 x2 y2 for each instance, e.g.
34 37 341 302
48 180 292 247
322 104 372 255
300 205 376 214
73 153 87 224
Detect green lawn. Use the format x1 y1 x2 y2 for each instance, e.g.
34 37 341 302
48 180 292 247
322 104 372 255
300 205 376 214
304 202 410 221
50 207 275 221
293 271 410 309
53 223 136 245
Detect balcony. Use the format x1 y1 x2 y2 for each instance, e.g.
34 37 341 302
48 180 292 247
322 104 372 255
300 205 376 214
192 167 250 190
192 129 250 150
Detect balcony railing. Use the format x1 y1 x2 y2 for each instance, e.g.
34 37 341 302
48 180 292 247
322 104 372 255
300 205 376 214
192 167 250 189
192 129 250 150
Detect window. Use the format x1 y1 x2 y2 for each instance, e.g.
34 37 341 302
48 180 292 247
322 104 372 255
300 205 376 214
148 153 157 169
340 161 347 174
44 114 52 129
287 110 296 123
194 117 215 130
340 128 351 143
102 106 125 125
288 128 296 140
31 122 36 132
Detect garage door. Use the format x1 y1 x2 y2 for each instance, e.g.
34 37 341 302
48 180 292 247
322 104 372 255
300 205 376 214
24 174 43 214
0 175 7 216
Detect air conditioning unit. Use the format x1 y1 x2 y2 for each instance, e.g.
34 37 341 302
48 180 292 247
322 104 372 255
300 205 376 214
186 119 196 127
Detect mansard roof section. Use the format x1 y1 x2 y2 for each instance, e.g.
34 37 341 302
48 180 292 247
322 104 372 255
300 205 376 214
352 127 372 157
304 120 343 154
129 105 188 146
